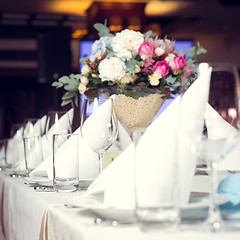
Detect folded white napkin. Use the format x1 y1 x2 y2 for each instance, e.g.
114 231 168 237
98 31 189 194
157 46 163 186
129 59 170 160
204 104 240 171
4 138 23 168
23 116 47 137
21 108 74 175
41 108 74 161
47 98 120 180
82 63 212 209
12 127 23 139
30 105 107 179
7 115 47 169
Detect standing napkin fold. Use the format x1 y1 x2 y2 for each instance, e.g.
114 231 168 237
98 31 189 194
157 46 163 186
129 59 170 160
47 98 116 180
204 104 240 171
7 114 47 169
29 108 74 177
31 99 119 179
83 63 212 208
44 132 99 180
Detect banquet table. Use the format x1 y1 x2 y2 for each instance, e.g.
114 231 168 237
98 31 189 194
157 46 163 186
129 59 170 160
1 170 240 240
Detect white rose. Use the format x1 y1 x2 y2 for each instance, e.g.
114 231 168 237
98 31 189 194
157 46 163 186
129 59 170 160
119 75 137 84
148 72 161 86
95 50 102 60
78 83 86 94
165 53 175 63
81 65 90 75
134 65 141 73
111 29 144 60
99 57 126 82
80 76 89 85
155 47 165 56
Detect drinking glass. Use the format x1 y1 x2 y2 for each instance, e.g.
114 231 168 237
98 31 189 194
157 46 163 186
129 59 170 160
23 118 44 137
53 133 79 192
45 111 72 142
198 63 240 232
43 110 73 160
0 139 9 170
134 128 180 232
23 136 43 176
80 97 118 174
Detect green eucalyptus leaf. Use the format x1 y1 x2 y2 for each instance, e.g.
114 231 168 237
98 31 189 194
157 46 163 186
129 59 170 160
196 47 207 55
61 99 72 106
177 49 185 57
165 76 176 84
99 32 114 37
73 74 82 80
106 51 114 58
80 57 88 65
94 23 114 37
145 30 153 37
171 81 181 87
186 58 194 65
187 47 196 58
64 84 78 92
52 81 63 88
62 91 75 100
94 23 110 33
58 76 69 84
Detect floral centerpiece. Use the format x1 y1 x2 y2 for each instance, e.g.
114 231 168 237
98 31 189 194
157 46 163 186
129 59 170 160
53 23 206 136
53 23 206 106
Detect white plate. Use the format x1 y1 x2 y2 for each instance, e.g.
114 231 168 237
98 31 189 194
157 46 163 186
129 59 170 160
197 167 240 173
180 194 227 219
8 169 26 175
24 176 52 187
79 179 94 189
69 194 227 222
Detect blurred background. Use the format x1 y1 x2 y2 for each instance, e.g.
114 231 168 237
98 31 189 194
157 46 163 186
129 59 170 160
0 0 240 138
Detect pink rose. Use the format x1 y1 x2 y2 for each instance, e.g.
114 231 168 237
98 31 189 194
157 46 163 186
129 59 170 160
169 56 186 72
153 60 169 78
139 41 154 58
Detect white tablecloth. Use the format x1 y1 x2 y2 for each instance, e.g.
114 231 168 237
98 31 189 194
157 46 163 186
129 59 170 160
1 171 240 240
0 171 83 240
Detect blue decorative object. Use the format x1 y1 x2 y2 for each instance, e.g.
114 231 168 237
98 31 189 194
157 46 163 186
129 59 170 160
218 173 240 211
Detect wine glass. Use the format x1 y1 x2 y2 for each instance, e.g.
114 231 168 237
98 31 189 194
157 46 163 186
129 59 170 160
80 97 118 174
198 63 240 232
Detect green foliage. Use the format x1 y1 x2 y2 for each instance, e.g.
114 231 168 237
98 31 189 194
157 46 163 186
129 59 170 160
125 59 139 77
177 49 185 57
94 23 114 38
52 74 79 106
196 42 207 55
187 47 196 59
80 56 88 65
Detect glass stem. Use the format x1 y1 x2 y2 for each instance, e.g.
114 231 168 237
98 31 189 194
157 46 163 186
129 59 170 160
98 152 105 174
207 160 223 227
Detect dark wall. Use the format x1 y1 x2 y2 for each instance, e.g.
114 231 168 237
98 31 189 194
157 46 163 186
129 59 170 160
0 26 72 139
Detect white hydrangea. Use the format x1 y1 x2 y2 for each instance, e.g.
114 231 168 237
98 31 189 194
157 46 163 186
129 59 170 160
99 57 126 82
111 29 144 60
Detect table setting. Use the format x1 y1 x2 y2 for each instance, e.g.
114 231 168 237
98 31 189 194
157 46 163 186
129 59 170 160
1 22 240 240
